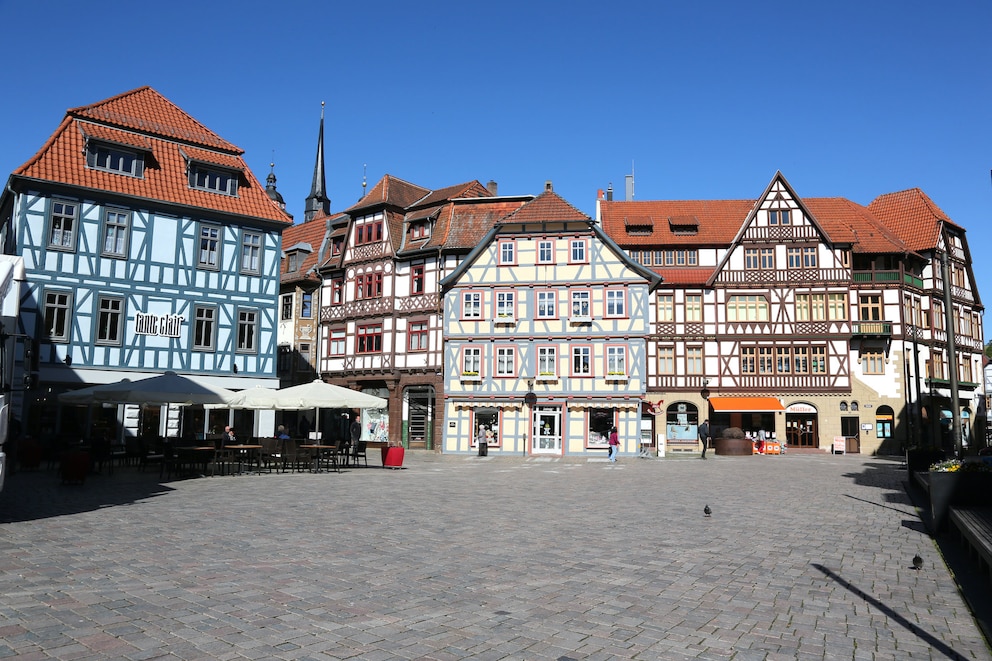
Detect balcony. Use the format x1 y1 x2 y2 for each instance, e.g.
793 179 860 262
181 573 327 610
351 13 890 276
851 321 891 336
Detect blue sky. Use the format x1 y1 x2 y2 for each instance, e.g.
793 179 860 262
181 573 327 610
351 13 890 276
2 1 990 304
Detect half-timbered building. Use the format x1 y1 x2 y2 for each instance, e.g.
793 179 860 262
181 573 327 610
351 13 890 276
317 175 532 448
598 172 984 455
0 87 292 441
441 186 661 457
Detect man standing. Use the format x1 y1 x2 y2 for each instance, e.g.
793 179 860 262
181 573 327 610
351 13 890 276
698 419 711 459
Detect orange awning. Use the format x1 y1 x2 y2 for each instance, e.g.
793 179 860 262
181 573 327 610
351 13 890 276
708 396 785 413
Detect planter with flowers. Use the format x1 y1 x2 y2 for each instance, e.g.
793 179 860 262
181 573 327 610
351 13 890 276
928 459 992 532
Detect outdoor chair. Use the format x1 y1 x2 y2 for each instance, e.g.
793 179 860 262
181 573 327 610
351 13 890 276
352 440 368 467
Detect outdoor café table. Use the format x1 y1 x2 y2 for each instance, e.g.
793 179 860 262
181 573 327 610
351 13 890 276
175 446 214 477
299 444 339 473
224 444 263 474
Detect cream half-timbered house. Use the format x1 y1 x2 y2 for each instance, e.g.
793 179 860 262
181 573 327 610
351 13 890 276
317 175 531 448
0 87 292 441
599 172 983 455
441 187 661 457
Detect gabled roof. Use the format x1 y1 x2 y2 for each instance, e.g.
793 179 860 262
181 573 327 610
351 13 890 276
280 211 345 285
600 199 755 245
11 87 290 224
499 189 590 224
409 180 490 210
429 198 533 251
345 175 430 214
805 197 911 255
867 188 960 252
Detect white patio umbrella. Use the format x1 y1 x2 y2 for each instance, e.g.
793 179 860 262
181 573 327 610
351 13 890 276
274 379 387 410
206 385 283 410
59 371 235 406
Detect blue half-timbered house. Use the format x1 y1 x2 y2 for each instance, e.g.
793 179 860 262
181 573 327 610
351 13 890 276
0 87 292 441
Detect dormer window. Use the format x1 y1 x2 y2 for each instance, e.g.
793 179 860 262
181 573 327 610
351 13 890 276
86 141 144 177
668 215 699 236
287 251 302 272
410 221 430 240
189 164 238 196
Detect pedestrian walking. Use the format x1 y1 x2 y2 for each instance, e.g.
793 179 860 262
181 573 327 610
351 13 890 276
608 426 620 462
699 419 711 459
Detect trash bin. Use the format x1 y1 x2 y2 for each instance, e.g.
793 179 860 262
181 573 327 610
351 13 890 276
478 441 488 457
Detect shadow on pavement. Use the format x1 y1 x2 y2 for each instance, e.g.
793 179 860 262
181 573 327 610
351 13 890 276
0 468 175 523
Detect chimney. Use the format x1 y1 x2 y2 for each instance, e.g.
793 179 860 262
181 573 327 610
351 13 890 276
606 183 613 201
486 180 498 196
545 180 553 192
625 174 634 201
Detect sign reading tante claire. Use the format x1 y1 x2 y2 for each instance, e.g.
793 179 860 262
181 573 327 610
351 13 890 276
134 312 185 337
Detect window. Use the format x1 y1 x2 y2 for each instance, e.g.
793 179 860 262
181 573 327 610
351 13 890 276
495 346 516 376
760 248 774 269
741 347 756 374
570 239 588 263
498 240 516 265
570 290 591 319
462 291 482 319
357 324 382 353
278 345 292 375
663 250 676 266
103 209 130 258
727 295 769 322
859 294 882 321
87 142 144 177
959 357 973 383
572 346 592 375
410 221 430 240
796 294 827 321
43 290 72 342
462 346 482 376
658 346 675 374
606 346 626 377
237 309 258 353
658 295 674 322
828 293 847 321
758 347 774 374
933 301 944 330
653 250 664 265
328 328 346 356
605 289 626 317
287 252 301 272
330 278 344 305
537 346 557 377
687 249 698 266
356 272 383 299
787 247 802 269
412 264 425 295
354 216 383 245
930 353 945 380
776 347 792 373
241 232 262 274
685 295 702 322
769 209 791 225
193 306 216 351
190 165 238 196
297 343 311 371
538 240 554 264
198 225 221 269
793 346 809 373
811 346 826 373
281 294 293 320
495 291 515 319
96 296 124 345
408 321 428 351
536 291 557 319
803 247 818 268
49 200 77 250
686 347 703 375
300 292 313 319
745 248 760 270
863 350 885 375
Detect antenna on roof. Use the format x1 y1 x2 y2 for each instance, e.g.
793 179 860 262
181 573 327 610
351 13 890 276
362 163 367 197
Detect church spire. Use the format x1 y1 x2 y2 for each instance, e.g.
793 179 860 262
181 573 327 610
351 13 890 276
304 101 331 222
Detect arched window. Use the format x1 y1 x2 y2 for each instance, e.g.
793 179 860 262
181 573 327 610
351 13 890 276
839 401 848 412
850 401 859 411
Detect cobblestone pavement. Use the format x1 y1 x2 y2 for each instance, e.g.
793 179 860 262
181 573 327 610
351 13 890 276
0 452 989 660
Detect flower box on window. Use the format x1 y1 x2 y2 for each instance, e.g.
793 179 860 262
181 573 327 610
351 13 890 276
536 371 558 382
494 314 516 324
569 315 592 324
605 371 628 381
460 371 481 382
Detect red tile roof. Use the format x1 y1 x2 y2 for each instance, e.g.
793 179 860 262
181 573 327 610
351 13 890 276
436 198 533 249
599 199 756 245
13 87 290 225
346 175 430 213
500 190 590 224
867 188 959 252
280 212 345 284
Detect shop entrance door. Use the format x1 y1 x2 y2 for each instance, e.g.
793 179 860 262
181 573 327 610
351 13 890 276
786 414 819 448
533 406 562 454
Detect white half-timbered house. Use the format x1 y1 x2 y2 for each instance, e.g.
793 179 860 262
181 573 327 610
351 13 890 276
598 172 984 456
440 186 662 457
317 175 531 448
0 87 292 442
